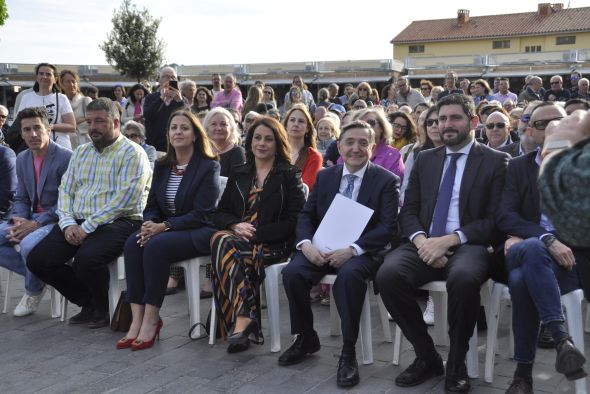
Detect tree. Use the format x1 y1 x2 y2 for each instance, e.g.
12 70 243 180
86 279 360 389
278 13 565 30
100 0 166 82
0 0 8 26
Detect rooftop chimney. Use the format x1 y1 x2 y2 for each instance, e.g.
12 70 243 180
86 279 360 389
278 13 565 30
457 9 470 26
538 3 563 16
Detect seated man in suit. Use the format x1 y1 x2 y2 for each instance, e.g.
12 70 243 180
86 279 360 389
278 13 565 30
278 120 400 388
0 107 72 316
498 102 587 394
27 98 152 328
377 94 510 393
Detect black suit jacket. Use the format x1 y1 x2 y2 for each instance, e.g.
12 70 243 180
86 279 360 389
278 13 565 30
143 154 220 250
496 151 545 238
498 141 521 158
143 91 187 151
400 141 509 246
296 162 400 254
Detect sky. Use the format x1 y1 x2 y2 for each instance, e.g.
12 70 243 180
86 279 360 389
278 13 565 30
1 0 590 67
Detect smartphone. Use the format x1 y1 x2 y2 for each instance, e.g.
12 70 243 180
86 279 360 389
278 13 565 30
169 80 178 90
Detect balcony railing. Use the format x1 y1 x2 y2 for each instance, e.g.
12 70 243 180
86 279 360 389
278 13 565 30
404 50 588 69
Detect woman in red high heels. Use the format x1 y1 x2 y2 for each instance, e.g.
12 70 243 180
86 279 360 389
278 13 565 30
117 110 220 351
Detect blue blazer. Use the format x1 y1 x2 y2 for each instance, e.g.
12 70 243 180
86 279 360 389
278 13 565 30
296 162 400 254
0 145 17 220
496 151 545 238
13 141 72 225
143 154 220 251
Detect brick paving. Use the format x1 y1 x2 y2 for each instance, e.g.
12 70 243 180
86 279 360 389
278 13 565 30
0 272 584 393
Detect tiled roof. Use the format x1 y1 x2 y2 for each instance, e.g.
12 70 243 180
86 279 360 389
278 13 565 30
392 6 590 43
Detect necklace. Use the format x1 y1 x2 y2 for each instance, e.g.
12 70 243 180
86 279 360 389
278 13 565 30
172 163 188 176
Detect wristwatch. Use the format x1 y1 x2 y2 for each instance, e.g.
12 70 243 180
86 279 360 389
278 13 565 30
542 234 557 248
349 246 359 256
163 220 172 232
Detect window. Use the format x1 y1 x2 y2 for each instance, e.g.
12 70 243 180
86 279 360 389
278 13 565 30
556 36 576 45
492 40 510 49
525 46 542 53
409 45 425 53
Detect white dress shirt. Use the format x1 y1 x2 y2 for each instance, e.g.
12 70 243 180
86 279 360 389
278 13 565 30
410 140 474 243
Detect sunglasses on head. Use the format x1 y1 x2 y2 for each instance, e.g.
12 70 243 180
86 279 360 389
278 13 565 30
485 122 506 129
365 119 378 127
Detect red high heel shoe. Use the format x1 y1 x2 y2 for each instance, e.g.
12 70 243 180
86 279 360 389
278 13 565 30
131 319 163 351
116 336 137 349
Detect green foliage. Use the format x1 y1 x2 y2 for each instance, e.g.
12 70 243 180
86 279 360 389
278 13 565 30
100 0 166 82
0 0 9 26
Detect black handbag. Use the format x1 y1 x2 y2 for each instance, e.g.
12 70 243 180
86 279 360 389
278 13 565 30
110 290 132 332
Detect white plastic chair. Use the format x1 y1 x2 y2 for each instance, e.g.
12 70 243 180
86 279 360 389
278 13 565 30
60 255 124 322
1 267 62 318
392 280 490 379
484 281 586 394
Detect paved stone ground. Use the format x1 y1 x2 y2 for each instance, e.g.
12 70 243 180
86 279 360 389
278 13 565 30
0 272 585 394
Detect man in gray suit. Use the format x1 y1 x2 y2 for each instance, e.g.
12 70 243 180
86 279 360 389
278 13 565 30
0 107 72 316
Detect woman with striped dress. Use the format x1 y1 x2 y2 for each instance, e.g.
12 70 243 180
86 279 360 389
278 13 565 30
209 117 306 353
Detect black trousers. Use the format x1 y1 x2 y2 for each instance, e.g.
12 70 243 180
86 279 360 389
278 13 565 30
377 242 490 375
282 251 379 347
27 219 140 312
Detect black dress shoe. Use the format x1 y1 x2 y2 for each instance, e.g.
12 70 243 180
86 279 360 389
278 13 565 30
68 306 94 325
337 353 359 388
227 341 250 353
537 325 555 349
278 332 321 366
505 377 533 394
445 364 471 394
395 353 444 387
555 337 587 381
227 319 263 345
87 309 109 329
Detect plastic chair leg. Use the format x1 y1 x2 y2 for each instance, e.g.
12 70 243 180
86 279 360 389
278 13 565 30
49 287 62 318
377 296 392 343
264 263 287 353
467 325 479 378
2 269 12 314
184 261 201 338
484 282 504 383
359 287 373 365
209 299 216 345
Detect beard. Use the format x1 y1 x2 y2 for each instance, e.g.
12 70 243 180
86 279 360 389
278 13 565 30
440 126 471 147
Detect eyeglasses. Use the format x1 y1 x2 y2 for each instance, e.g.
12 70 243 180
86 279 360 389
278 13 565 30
358 87 369 91
520 114 531 123
485 122 507 130
365 119 378 127
392 123 408 131
550 81 561 85
532 117 563 130
37 72 54 77
426 119 439 127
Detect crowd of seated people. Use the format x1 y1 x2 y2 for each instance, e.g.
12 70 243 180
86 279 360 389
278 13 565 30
3 63 590 394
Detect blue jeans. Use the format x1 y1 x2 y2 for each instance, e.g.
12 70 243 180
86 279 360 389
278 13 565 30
0 216 54 295
506 238 579 363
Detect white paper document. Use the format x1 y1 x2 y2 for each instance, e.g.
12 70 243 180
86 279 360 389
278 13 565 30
312 193 374 253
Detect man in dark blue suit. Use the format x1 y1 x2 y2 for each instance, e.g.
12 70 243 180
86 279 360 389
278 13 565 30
378 94 510 393
498 102 587 393
278 120 400 388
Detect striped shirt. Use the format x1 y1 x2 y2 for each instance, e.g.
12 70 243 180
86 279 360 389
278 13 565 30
57 134 152 233
165 164 187 214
